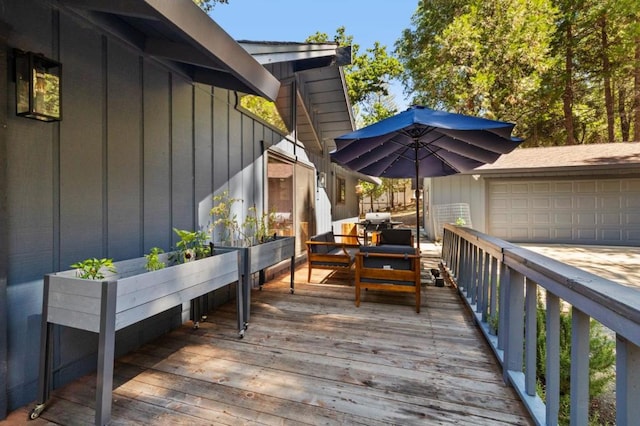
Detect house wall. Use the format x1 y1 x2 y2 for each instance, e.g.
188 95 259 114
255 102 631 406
426 174 486 239
0 1 286 415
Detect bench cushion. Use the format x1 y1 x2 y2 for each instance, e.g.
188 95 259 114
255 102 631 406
379 229 412 246
310 232 329 254
360 245 416 270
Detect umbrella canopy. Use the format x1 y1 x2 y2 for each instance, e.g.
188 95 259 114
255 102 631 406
331 105 523 247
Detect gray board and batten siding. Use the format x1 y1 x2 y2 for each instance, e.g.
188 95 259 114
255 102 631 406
1 1 284 413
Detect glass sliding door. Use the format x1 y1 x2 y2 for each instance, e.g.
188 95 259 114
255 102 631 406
294 163 315 253
267 155 294 238
267 154 316 254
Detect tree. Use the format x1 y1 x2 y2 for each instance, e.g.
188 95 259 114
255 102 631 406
397 0 557 145
192 0 228 12
397 0 640 146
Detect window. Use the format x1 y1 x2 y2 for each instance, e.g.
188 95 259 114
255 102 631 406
337 176 346 204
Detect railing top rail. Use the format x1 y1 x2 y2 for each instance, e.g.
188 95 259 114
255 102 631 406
443 224 517 259
444 224 640 346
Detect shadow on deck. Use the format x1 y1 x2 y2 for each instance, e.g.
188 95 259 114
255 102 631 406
7 248 533 425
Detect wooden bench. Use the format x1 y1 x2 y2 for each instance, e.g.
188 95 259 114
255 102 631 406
355 245 421 313
306 231 360 283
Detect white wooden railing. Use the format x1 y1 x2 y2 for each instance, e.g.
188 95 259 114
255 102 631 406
440 224 640 426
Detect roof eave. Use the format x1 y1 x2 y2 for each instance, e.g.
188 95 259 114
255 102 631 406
57 0 280 101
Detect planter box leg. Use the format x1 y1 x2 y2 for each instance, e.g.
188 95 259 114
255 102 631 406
30 277 53 420
290 255 295 294
95 281 116 426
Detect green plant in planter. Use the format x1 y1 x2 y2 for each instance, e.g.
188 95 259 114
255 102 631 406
171 228 211 264
210 190 242 245
71 257 116 280
210 190 276 246
244 206 277 245
144 247 166 271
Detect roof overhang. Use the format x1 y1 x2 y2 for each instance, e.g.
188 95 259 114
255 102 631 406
469 142 640 178
240 42 355 153
56 0 280 101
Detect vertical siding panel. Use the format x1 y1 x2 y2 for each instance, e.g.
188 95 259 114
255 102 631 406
143 60 171 251
242 114 255 210
194 84 213 230
4 0 58 408
106 42 142 260
254 122 265 212
171 76 194 235
58 16 104 266
212 88 229 193
228 105 243 217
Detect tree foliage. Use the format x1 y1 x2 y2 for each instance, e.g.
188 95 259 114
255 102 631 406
306 27 403 126
192 0 228 12
535 299 615 424
396 0 640 146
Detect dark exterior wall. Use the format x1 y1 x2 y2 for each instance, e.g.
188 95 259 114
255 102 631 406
1 1 279 414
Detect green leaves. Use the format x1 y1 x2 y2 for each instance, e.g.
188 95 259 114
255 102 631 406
144 247 166 271
71 258 116 280
172 228 210 263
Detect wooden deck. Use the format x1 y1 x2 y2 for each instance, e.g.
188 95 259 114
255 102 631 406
9 256 532 425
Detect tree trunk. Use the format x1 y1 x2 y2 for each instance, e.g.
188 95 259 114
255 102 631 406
563 23 576 145
619 86 631 141
600 16 615 142
634 34 640 142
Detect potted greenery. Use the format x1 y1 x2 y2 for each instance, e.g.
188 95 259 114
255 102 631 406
33 229 244 425
210 191 295 324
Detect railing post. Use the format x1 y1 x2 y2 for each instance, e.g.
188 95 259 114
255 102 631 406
616 336 640 425
489 256 498 325
504 267 524 383
480 251 490 320
525 278 537 396
546 294 560 425
497 259 508 351
570 308 590 426
459 239 468 294
471 245 479 307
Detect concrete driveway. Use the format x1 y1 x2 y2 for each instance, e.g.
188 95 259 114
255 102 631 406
521 244 640 291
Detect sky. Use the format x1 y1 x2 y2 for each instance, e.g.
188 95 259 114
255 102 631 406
210 0 419 110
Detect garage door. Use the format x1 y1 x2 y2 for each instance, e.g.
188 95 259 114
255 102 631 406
488 178 640 245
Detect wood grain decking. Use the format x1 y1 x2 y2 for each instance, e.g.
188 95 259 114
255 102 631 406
7 261 533 425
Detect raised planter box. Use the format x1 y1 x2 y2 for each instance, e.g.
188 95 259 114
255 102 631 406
228 236 295 325
32 248 241 425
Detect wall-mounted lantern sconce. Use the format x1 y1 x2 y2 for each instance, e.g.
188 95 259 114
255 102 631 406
14 50 62 122
317 171 326 188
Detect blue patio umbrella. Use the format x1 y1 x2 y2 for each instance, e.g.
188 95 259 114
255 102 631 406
331 106 523 247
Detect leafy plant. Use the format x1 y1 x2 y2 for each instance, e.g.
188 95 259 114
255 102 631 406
535 297 615 424
455 217 467 226
144 247 166 271
210 190 242 245
210 191 276 246
171 228 211 264
71 257 116 280
244 206 276 245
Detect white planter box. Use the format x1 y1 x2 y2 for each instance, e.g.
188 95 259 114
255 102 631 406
33 249 241 425
44 249 240 333
227 236 295 325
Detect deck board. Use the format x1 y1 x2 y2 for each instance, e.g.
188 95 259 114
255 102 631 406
9 258 533 425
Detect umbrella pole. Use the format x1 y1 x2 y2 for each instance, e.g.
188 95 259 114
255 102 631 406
414 139 420 252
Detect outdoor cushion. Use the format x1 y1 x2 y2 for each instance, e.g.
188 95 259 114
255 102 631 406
379 229 413 246
360 245 416 270
310 232 330 255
